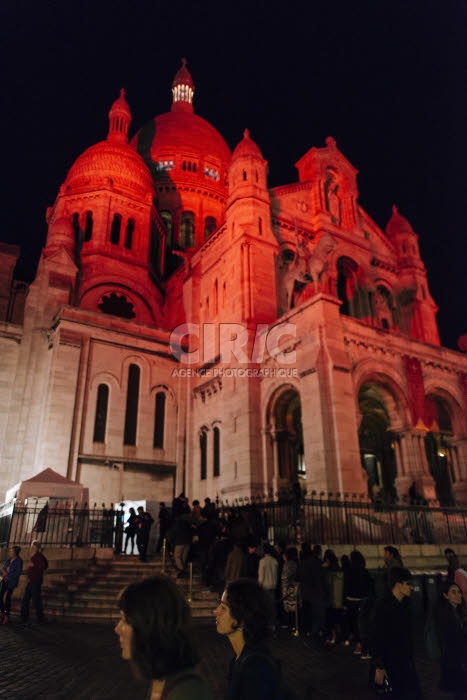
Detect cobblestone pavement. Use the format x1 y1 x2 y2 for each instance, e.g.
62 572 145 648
0 618 460 700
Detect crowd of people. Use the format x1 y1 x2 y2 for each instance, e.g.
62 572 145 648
114 494 467 699
2 494 467 699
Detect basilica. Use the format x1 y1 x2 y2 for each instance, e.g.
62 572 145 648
1 61 466 508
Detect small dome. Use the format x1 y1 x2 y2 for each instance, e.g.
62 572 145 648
64 141 154 198
63 92 154 199
232 129 264 160
108 88 131 144
386 205 415 237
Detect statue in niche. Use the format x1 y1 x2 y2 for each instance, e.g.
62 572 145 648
279 231 337 312
374 288 392 329
324 168 342 224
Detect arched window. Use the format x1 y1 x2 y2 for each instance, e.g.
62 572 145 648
200 429 207 480
84 211 93 242
125 218 135 250
337 257 370 319
110 213 122 244
153 391 166 449
93 384 109 443
160 211 173 248
124 364 140 445
204 216 216 239
72 212 80 241
213 426 220 477
180 211 195 248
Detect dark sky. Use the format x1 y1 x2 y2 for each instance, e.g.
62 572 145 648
1 0 466 349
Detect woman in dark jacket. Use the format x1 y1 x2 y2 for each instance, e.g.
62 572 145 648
434 581 467 696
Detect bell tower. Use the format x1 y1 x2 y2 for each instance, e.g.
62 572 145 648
386 205 439 345
225 129 278 325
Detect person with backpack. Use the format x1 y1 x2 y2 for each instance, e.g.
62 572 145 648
214 578 288 700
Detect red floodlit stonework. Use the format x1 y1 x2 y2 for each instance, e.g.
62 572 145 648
0 60 466 508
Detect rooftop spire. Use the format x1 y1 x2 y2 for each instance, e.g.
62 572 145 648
107 88 131 144
171 58 194 113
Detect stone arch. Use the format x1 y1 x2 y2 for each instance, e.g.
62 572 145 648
423 389 463 505
356 371 411 502
353 361 412 430
266 384 305 489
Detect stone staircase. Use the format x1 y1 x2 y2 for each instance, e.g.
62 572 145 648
12 556 218 624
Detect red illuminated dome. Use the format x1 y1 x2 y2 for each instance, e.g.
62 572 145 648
131 60 231 256
231 128 264 160
132 60 231 193
64 90 154 200
386 204 415 237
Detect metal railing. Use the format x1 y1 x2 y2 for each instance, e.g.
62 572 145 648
215 493 467 546
1 493 467 549
1 502 125 549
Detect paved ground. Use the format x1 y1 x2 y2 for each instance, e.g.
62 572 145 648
0 616 461 700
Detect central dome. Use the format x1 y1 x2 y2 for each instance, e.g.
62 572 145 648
139 111 231 165
131 60 231 195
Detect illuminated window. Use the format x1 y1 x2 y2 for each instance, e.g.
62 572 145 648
153 391 166 449
84 211 93 242
124 364 140 446
125 218 135 250
93 384 108 443
204 166 219 181
110 214 122 244
213 426 220 477
172 84 194 104
200 429 207 480
156 160 174 171
180 211 195 247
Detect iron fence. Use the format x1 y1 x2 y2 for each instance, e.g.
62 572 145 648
216 494 467 546
0 502 125 549
1 494 467 550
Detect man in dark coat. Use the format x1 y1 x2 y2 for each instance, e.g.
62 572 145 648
136 507 154 562
372 567 423 699
156 502 171 553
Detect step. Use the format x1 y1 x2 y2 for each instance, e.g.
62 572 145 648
14 556 215 623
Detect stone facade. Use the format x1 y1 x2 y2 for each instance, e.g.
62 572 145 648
1 62 467 507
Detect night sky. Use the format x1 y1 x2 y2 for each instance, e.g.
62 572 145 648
1 1 466 349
